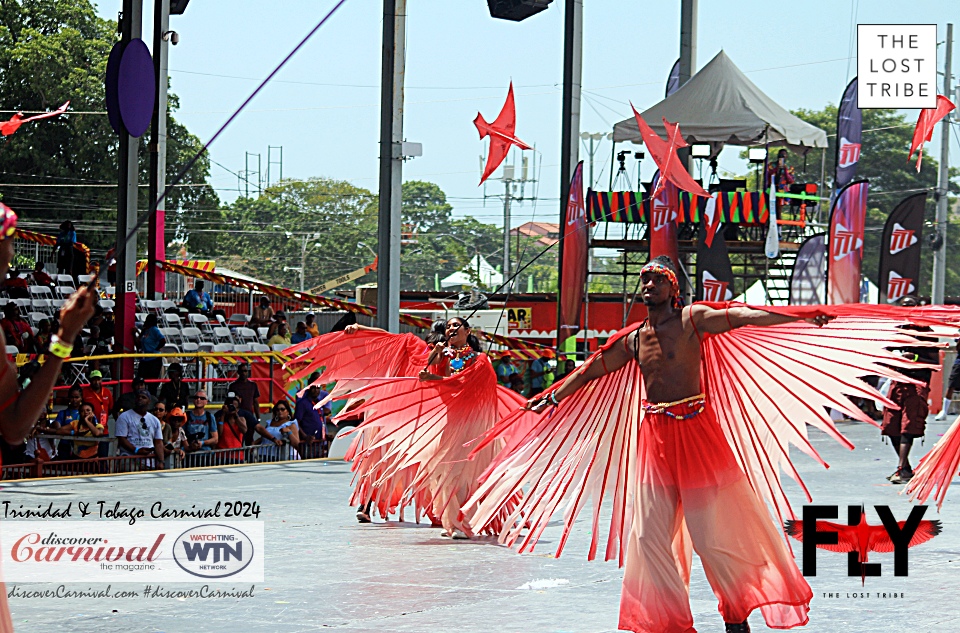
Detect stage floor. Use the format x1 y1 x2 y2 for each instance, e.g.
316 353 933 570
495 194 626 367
3 415 960 633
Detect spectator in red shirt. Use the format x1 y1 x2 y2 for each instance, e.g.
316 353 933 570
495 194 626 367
81 370 114 429
1 303 31 352
216 395 247 463
227 363 260 418
31 262 54 287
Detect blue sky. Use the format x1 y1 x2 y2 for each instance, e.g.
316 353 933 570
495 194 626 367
95 0 958 229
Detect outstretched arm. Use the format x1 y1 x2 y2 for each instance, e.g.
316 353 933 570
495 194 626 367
692 304 832 336
343 323 384 335
527 333 634 413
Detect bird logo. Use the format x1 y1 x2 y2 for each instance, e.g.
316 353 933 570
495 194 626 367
785 509 941 585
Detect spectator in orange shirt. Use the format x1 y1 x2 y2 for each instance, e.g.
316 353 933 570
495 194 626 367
81 370 114 429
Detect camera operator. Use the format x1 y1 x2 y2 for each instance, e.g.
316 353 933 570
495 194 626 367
216 394 247 464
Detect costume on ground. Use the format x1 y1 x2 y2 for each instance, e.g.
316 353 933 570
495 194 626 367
465 303 940 632
285 329 525 535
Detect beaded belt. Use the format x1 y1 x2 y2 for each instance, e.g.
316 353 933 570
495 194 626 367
642 393 706 420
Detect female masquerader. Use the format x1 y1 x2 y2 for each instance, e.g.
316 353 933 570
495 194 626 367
285 316 524 538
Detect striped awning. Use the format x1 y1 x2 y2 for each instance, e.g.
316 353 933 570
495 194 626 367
586 190 770 225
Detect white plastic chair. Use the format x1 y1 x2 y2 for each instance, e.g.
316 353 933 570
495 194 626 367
212 343 234 354
228 313 250 326
180 327 203 345
28 286 53 301
77 274 94 285
27 312 48 327
235 327 259 344
250 343 271 353
212 327 234 345
271 343 291 352
4 345 19 355
56 274 76 289
31 299 54 316
162 313 182 327
55 286 75 299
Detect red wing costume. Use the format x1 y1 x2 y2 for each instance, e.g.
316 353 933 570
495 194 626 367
285 329 525 535
463 303 941 633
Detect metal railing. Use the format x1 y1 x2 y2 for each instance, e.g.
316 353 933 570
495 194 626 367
2 439 328 481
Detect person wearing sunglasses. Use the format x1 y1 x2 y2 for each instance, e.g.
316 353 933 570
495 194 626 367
115 391 164 470
184 390 218 468
254 400 300 462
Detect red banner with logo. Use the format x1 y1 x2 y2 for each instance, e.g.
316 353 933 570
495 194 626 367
878 192 927 304
557 161 587 344
648 171 681 274
827 180 869 304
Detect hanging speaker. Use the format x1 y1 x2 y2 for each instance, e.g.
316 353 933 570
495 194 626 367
487 0 553 21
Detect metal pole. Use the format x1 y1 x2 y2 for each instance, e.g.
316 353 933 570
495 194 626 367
677 0 697 171
555 0 583 350
116 0 143 387
933 23 953 306
147 0 169 299
503 180 512 286
376 0 404 332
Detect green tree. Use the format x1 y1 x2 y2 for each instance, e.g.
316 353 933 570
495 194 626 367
791 106 959 297
0 0 218 256
205 178 378 291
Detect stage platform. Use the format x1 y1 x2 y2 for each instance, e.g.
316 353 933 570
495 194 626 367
3 415 960 633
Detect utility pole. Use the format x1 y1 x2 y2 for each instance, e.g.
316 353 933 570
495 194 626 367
115 0 143 385
377 0 405 332
933 23 953 305
147 0 169 299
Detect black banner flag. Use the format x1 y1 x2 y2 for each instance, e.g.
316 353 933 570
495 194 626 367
878 192 927 303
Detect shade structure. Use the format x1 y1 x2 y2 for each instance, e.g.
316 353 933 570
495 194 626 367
613 51 827 153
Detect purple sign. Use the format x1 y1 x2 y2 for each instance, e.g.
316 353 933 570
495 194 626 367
117 38 156 138
105 41 124 136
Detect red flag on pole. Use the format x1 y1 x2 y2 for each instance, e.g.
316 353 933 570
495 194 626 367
908 94 955 172
0 101 69 136
557 161 587 345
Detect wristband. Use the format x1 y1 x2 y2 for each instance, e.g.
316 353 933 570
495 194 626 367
48 334 73 359
548 391 560 407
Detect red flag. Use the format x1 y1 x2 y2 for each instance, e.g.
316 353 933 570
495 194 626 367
630 104 710 200
557 162 587 344
0 101 69 136
648 172 681 271
475 83 532 185
827 181 869 305
908 95 955 172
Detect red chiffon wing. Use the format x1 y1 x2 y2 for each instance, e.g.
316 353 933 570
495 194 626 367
906 416 960 509
465 305 941 562
338 355 510 533
284 329 428 386
701 313 937 529
465 324 644 561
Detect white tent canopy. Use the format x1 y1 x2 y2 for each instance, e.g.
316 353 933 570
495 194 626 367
613 51 828 153
440 254 503 289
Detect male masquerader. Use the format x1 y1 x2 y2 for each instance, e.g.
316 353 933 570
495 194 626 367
525 256 831 633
